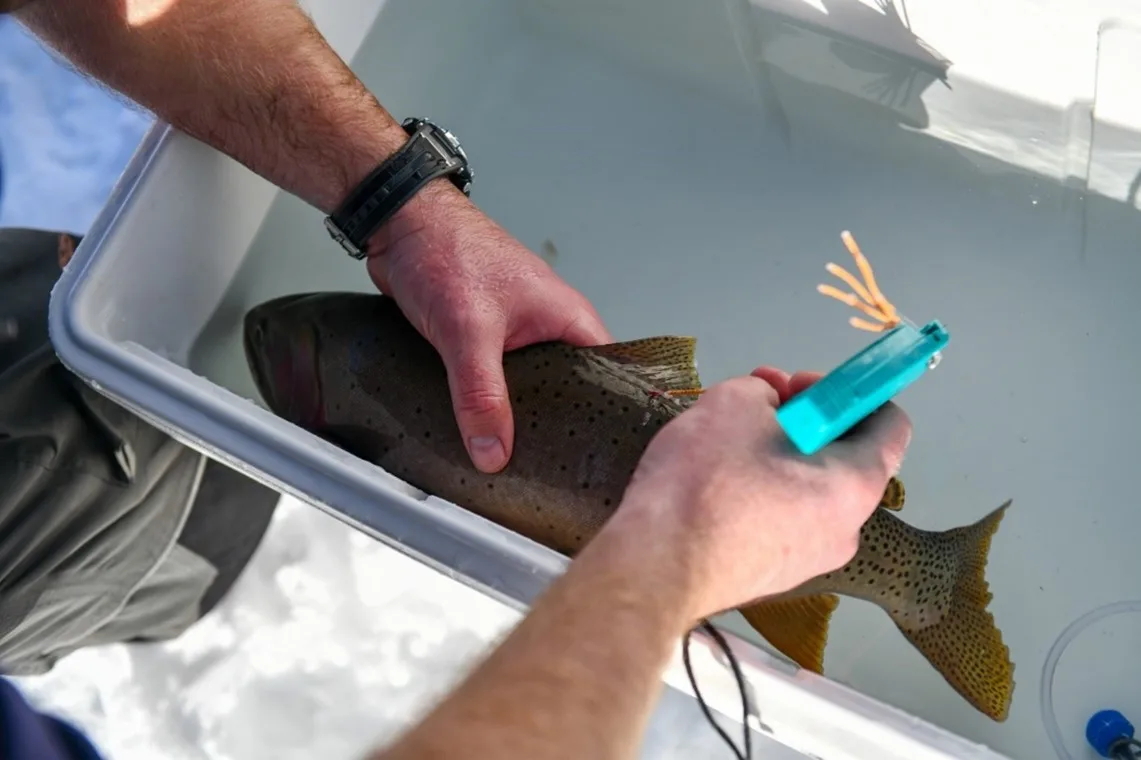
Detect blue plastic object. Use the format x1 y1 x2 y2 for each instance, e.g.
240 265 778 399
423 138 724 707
1087 710 1135 758
776 320 950 455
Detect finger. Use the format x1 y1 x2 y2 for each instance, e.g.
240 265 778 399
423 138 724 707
440 330 514 474
560 304 614 347
506 288 614 350
787 370 824 398
749 366 790 402
726 373 782 409
832 401 912 480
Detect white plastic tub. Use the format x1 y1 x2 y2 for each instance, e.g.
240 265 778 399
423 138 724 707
49 1 1141 758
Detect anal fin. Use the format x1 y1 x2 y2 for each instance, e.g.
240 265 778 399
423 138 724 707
737 594 839 673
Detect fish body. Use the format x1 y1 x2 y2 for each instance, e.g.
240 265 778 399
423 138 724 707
244 291 1014 721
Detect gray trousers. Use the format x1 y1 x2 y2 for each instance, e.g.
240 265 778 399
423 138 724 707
0 227 278 675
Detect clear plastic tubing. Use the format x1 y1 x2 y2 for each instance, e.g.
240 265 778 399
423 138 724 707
1041 600 1141 760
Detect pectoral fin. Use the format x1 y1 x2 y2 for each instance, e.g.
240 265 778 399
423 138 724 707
879 476 906 511
58 233 79 270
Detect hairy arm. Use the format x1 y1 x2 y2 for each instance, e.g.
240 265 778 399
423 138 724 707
370 509 699 760
14 0 459 236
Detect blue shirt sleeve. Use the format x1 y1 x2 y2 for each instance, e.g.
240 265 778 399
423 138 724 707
0 677 104 760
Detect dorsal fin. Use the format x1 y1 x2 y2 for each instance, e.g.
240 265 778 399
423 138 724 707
584 336 702 393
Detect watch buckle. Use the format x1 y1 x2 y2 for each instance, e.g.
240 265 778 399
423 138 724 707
324 216 365 260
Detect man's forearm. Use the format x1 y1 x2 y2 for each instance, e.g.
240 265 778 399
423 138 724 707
372 512 700 760
16 0 452 220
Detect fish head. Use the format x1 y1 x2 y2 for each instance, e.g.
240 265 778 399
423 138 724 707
243 293 328 428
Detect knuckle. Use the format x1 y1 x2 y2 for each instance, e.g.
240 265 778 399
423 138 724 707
440 302 490 341
706 376 775 410
453 371 508 419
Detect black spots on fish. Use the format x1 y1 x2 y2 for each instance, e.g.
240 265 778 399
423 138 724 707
604 498 612 507
530 421 539 430
568 429 576 438
424 431 431 439
611 438 619 445
487 482 494 490
580 482 590 490
460 478 466 485
398 432 405 441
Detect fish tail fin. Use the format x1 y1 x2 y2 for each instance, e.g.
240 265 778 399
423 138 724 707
738 594 840 673
892 501 1015 722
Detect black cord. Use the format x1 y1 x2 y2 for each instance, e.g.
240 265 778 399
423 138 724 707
1110 737 1141 759
682 620 753 760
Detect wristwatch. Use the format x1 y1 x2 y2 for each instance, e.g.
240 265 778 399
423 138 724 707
324 117 473 259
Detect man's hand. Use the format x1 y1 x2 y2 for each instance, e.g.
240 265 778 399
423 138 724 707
13 0 613 477
369 367 910 760
366 183 612 474
610 366 912 624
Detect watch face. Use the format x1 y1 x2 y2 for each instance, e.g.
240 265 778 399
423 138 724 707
402 117 473 196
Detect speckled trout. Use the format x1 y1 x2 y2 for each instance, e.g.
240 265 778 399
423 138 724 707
243 291 1015 721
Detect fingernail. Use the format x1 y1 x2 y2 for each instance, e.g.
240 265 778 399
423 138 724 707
469 436 506 472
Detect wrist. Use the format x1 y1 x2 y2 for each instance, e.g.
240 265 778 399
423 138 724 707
582 506 707 634
361 176 471 260
329 118 475 261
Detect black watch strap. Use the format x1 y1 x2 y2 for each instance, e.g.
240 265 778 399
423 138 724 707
324 117 473 259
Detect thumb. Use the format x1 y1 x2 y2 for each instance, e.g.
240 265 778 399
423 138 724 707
440 330 515 474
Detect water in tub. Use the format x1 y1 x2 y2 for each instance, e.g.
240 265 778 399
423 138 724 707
187 0 1141 757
